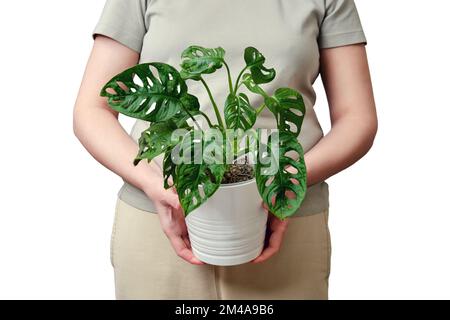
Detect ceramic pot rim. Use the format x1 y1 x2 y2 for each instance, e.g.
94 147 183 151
218 177 256 189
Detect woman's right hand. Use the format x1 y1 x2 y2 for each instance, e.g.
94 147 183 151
145 184 204 265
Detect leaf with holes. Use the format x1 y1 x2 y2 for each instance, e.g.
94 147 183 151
100 63 189 122
180 46 225 80
175 134 227 214
256 132 307 219
176 162 227 214
244 47 276 84
133 121 178 166
242 73 267 97
242 73 277 114
163 129 198 189
270 88 306 138
224 93 257 130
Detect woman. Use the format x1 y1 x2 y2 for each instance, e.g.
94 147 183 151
73 0 377 300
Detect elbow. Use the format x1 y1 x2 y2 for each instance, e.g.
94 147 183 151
72 107 80 139
363 115 378 153
72 105 84 141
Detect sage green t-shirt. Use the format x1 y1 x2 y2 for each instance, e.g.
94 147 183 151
93 0 367 217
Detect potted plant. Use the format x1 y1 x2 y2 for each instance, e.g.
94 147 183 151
100 46 307 266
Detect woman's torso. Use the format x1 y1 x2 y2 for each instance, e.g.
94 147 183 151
123 0 333 217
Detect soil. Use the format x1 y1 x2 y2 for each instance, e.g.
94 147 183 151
221 162 254 184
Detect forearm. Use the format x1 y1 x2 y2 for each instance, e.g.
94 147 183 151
73 106 163 193
304 113 377 186
73 36 165 196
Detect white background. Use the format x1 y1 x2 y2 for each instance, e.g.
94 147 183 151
0 0 449 300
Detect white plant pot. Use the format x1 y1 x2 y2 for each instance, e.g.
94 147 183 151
186 178 268 266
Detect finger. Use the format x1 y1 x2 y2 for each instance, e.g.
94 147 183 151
169 185 178 194
252 225 286 263
163 191 181 211
181 234 192 249
270 216 289 232
172 206 190 235
168 234 204 265
251 239 280 263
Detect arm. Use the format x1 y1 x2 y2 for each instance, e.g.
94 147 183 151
73 36 161 192
73 36 202 265
253 44 377 263
306 44 378 185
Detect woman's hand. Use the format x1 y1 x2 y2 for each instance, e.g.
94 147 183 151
145 183 204 265
252 204 290 264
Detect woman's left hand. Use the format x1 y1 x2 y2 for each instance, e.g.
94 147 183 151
251 205 289 264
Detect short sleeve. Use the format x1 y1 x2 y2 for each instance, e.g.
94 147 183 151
319 0 367 49
93 0 148 53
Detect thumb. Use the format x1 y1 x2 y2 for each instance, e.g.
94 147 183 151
165 191 181 210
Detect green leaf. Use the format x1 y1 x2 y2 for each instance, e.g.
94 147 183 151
176 162 227 215
172 110 201 129
180 70 202 81
163 128 197 189
180 93 200 111
242 81 306 137
256 132 307 219
224 93 257 130
242 73 277 114
133 121 178 166
132 92 202 166
172 93 201 127
100 63 188 122
180 46 225 79
175 133 227 215
244 47 276 84
242 73 267 96
163 148 177 189
271 88 306 137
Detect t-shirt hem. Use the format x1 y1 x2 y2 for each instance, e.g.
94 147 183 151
319 30 367 49
117 181 330 218
92 23 143 53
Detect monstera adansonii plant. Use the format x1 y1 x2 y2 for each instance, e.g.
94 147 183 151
100 46 307 219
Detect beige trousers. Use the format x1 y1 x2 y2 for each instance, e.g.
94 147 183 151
111 198 331 300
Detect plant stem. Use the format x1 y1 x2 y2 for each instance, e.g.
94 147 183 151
181 106 202 131
200 77 225 129
235 146 254 160
255 103 267 116
223 62 234 94
234 66 248 95
198 111 214 128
